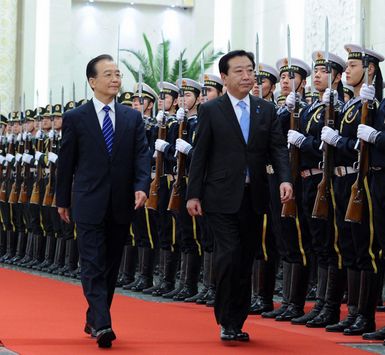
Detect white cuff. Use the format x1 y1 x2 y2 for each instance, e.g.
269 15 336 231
22 153 34 164
48 152 58 163
6 153 15 163
35 151 44 161
15 153 23 162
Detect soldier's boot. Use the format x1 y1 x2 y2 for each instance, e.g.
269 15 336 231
34 234 56 270
153 250 179 297
18 232 34 266
143 249 164 294
306 255 318 301
0 229 6 257
64 239 79 277
25 234 45 268
292 266 328 325
250 259 275 314
262 261 292 318
307 266 346 328
185 251 211 302
116 245 137 287
0 231 16 263
174 253 200 301
195 251 214 304
326 268 360 332
131 247 155 292
162 253 187 299
249 259 259 308
344 270 379 335
9 231 27 264
44 238 66 273
56 239 73 275
205 251 216 307
276 263 309 321
123 246 143 290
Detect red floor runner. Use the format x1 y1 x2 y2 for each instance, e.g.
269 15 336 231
0 268 382 354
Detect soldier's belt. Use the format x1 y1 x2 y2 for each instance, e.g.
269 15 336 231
266 165 275 175
300 168 323 179
334 166 357 177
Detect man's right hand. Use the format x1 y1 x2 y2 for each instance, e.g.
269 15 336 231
58 207 71 224
186 198 203 217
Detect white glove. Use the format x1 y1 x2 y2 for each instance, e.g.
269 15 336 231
15 153 22 162
48 152 58 163
16 133 22 142
285 92 296 112
0 156 5 165
287 129 306 148
360 83 375 101
322 88 338 106
357 123 380 144
22 153 34 164
152 150 158 158
35 130 44 140
321 126 341 147
6 153 15 163
34 151 45 162
175 138 192 155
156 110 165 125
176 107 185 122
6 134 13 143
22 132 28 141
155 138 169 152
48 130 55 140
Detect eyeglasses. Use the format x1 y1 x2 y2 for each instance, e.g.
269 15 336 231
99 72 123 80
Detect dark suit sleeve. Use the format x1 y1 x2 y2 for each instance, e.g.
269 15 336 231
268 107 291 184
56 112 77 208
186 104 212 200
133 112 151 194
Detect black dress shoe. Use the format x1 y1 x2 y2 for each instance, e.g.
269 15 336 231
262 304 288 318
220 326 236 341
343 315 375 336
96 328 116 348
235 329 249 342
325 314 357 332
306 309 340 328
84 323 97 338
275 305 304 322
363 326 385 340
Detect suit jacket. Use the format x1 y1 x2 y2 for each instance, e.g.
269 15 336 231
56 100 151 224
186 93 290 214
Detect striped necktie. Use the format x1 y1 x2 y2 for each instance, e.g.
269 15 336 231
102 105 114 155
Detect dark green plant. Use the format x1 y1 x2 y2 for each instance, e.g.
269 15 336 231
120 33 223 92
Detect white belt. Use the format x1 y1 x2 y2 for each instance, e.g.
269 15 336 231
300 168 323 179
334 166 357 177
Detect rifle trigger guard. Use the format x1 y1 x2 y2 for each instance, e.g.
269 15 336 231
318 161 324 170
353 161 359 171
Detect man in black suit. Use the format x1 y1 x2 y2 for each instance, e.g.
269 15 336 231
56 54 150 348
186 50 292 342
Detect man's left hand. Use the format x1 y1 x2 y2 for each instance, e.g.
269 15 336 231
280 182 293 204
186 198 203 216
135 191 147 210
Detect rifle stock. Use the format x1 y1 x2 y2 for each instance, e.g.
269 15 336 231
30 138 44 205
344 102 370 223
0 138 15 203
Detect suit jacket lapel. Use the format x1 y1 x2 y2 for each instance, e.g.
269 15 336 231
219 93 245 145
248 94 260 146
83 100 109 157
111 103 127 160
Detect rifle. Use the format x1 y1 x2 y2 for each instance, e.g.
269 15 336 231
18 133 32 204
42 132 57 206
146 52 165 211
168 53 187 213
345 9 371 223
312 17 334 220
281 25 299 218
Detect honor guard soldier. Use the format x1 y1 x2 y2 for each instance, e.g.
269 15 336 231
0 114 8 260
163 78 202 301
249 63 281 315
150 81 181 297
187 74 223 305
118 91 133 107
287 51 346 327
343 83 354 103
126 83 159 292
45 101 77 274
262 57 312 321
322 44 384 335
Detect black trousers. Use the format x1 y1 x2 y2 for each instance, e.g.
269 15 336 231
76 218 129 331
371 169 385 252
207 186 263 329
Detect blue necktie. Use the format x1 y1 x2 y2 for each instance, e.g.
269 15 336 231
102 106 114 155
237 100 250 143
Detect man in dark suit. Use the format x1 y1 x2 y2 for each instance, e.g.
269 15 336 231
186 50 292 342
56 54 150 348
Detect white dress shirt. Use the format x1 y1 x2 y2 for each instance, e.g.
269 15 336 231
227 91 250 123
92 96 116 130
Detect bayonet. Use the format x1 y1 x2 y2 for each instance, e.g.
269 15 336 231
159 44 165 100
72 82 76 104
200 51 207 101
138 65 144 118
287 25 295 92
256 33 262 98
61 86 64 114
117 24 121 69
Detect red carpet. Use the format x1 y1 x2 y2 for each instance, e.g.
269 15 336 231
0 267 382 354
